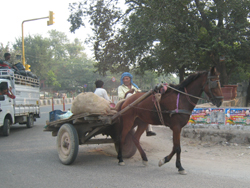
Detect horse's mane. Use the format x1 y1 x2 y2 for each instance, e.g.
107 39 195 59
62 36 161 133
169 71 206 92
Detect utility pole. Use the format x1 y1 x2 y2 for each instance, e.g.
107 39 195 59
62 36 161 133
22 11 55 70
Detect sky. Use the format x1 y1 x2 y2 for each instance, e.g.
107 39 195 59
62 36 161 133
1 0 93 56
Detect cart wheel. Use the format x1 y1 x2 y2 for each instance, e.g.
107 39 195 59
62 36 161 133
57 123 79 165
26 114 34 128
115 129 137 158
3 118 11 136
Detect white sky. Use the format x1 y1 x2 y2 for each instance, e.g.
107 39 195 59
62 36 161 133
1 0 93 55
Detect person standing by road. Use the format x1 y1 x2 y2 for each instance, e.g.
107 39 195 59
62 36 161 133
118 72 156 136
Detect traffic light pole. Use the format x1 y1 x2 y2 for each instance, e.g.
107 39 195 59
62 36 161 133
22 11 54 70
22 17 49 68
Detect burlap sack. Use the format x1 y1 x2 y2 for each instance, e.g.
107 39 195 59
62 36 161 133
71 92 116 115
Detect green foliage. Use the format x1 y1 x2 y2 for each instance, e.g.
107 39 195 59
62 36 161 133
11 30 101 92
13 35 52 80
3 29 169 96
47 70 61 87
68 0 250 85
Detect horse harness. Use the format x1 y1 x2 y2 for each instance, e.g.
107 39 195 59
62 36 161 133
152 87 192 125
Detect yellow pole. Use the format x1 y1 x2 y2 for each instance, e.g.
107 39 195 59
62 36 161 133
22 21 25 67
21 16 50 68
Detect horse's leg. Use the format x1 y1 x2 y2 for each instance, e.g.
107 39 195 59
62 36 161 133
117 118 134 166
117 141 124 165
116 124 124 166
132 119 148 166
158 125 187 175
173 126 186 175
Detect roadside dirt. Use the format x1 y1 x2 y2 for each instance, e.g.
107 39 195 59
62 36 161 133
99 126 250 180
143 126 250 179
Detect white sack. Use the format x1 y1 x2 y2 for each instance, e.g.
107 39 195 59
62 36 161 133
71 92 116 115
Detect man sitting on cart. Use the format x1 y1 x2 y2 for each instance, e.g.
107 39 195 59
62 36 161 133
118 72 156 136
94 80 115 108
94 80 112 102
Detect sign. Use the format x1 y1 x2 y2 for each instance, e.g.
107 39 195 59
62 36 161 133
188 107 250 126
111 77 116 82
188 108 225 125
83 84 87 88
188 108 211 124
225 108 250 125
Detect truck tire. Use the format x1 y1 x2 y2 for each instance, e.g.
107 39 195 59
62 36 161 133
26 114 34 128
57 123 79 165
115 129 137 158
3 118 11 136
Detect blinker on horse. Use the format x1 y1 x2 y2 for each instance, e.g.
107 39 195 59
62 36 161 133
117 66 223 175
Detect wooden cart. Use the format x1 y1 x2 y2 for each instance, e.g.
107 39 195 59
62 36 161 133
44 88 159 165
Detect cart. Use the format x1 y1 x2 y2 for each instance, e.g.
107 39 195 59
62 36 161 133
44 88 159 165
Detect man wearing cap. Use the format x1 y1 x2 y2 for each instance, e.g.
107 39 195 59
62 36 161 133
118 72 156 136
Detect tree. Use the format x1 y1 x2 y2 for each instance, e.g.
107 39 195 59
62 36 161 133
68 0 129 76
194 0 250 85
68 0 199 81
12 30 99 92
46 70 61 88
13 34 52 80
68 0 250 85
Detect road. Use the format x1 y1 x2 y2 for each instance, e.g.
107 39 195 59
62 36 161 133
0 105 250 188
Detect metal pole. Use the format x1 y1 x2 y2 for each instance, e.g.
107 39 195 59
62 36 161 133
63 97 65 111
22 22 25 67
21 16 49 67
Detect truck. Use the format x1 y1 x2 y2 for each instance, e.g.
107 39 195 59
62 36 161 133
0 69 40 136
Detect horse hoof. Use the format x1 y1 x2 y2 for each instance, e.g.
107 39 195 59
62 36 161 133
142 160 148 166
118 162 125 166
178 170 187 175
158 159 165 167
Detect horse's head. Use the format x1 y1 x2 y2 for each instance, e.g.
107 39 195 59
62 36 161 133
203 66 223 107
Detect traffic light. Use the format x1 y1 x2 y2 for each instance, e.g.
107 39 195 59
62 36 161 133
47 11 55 26
25 64 31 71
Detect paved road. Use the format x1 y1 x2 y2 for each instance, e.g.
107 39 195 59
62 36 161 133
0 105 250 188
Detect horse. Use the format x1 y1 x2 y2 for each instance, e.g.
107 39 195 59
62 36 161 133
116 66 223 175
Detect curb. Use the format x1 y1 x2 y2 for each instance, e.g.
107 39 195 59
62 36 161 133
182 128 250 144
39 98 73 106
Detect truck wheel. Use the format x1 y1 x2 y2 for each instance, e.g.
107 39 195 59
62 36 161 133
57 123 79 165
115 129 137 158
26 114 34 128
3 118 11 136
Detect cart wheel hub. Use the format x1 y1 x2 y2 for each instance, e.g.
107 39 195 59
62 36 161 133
60 132 71 156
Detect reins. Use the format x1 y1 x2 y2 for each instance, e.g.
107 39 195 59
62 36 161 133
167 85 208 102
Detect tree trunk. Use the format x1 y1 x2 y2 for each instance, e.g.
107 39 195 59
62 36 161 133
217 61 228 86
246 78 250 107
179 66 185 83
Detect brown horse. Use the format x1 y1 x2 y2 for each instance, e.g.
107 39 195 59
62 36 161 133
117 66 223 175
